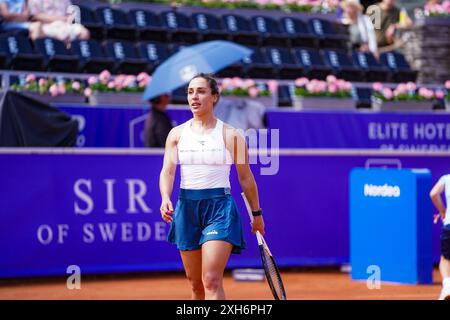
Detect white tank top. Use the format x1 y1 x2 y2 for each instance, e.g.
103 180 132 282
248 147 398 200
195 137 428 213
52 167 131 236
178 119 233 190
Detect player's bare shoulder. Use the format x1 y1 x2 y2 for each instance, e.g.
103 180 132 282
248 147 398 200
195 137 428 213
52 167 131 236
167 122 187 145
222 122 244 143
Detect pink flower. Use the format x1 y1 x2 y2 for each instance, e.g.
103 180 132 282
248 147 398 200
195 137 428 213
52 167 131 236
57 83 66 95
72 81 81 91
84 88 92 97
372 82 383 92
107 81 115 89
425 90 434 100
435 90 445 99
267 80 278 93
418 87 428 97
249 86 259 97
123 75 136 88
49 84 59 97
326 74 337 83
136 72 150 82
343 81 352 91
382 88 393 100
272 0 285 6
88 76 98 86
406 81 416 92
445 80 450 90
38 78 47 87
328 83 338 93
221 78 233 90
295 77 309 87
232 77 244 88
243 79 256 89
26 74 36 83
256 0 270 5
396 83 407 94
99 70 111 84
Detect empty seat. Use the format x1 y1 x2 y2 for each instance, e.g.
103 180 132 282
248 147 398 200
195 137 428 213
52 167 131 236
353 87 373 109
292 48 332 80
322 49 364 81
128 9 168 42
71 39 115 73
161 11 199 44
95 7 137 40
34 38 79 72
104 40 148 75
192 12 228 42
137 41 169 73
74 5 105 39
250 16 290 47
352 51 390 82
264 47 303 79
277 84 294 107
380 51 417 83
222 14 260 46
308 18 348 50
0 35 43 71
243 47 276 79
279 17 317 48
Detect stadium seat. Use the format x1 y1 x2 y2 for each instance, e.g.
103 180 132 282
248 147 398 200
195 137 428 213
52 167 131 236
352 51 391 82
137 41 169 73
222 14 260 46
307 18 348 50
0 35 43 71
243 47 276 79
192 12 228 42
161 11 199 44
75 5 105 39
264 47 303 79
322 49 364 81
292 48 332 80
34 38 79 72
128 9 168 42
104 40 148 75
95 7 137 41
279 17 317 49
71 39 115 73
352 86 373 109
250 16 290 47
277 84 294 107
380 51 418 83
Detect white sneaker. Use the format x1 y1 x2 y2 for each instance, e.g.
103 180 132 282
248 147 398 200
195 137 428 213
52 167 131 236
438 286 450 300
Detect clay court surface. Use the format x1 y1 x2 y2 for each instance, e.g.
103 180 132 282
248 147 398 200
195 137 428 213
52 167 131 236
0 268 443 300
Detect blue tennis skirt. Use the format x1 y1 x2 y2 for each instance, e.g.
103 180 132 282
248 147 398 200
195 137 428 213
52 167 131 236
167 188 246 254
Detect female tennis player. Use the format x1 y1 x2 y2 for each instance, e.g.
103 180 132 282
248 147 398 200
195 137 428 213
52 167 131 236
159 73 265 300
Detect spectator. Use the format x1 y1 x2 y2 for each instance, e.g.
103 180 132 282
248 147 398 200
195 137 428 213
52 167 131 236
143 94 173 148
0 0 42 39
214 98 266 131
27 0 89 43
367 0 401 49
341 0 378 56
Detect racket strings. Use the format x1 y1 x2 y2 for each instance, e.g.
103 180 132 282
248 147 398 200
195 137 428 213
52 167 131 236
262 247 286 300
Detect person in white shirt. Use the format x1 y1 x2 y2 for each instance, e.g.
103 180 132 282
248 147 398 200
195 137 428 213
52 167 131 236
430 174 450 300
159 73 265 300
341 0 378 57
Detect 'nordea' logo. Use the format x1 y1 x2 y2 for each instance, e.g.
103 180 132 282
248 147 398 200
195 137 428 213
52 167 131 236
364 184 401 198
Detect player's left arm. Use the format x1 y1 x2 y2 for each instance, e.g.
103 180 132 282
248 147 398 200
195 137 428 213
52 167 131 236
224 124 265 235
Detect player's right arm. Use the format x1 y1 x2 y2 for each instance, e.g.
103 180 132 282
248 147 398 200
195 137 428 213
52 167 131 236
430 180 446 221
159 126 180 222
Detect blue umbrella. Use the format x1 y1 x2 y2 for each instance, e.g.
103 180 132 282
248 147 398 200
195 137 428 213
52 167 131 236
142 40 253 102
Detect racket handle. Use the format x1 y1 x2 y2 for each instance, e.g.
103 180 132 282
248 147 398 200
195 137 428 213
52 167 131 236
241 192 254 223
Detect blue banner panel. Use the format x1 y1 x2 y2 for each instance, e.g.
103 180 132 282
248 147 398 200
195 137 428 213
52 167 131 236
0 149 448 278
350 168 433 284
58 105 450 150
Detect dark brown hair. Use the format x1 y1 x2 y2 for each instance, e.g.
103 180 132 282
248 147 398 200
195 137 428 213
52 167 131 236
189 73 220 106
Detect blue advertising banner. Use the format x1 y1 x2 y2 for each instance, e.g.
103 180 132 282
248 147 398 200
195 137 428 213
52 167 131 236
59 105 450 150
0 149 448 278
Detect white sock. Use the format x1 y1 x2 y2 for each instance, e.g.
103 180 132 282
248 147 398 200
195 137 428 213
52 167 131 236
443 277 450 288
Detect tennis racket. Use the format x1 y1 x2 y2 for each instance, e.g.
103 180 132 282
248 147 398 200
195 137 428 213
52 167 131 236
241 192 287 300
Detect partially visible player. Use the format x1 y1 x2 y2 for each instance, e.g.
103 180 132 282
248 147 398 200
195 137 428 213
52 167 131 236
430 174 450 300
